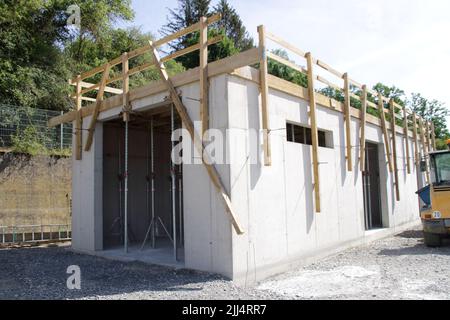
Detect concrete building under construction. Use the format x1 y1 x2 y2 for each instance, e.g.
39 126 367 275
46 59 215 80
49 15 434 283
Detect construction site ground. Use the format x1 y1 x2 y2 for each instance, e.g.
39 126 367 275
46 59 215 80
1 226 449 300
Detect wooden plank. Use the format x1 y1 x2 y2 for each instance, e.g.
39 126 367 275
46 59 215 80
265 31 307 58
412 112 420 166
71 14 221 84
79 36 225 96
49 48 260 128
306 52 321 213
343 73 353 171
316 59 344 79
419 117 430 183
84 64 111 151
390 99 400 201
199 16 209 139
359 85 367 172
148 40 245 235
378 94 393 173
431 122 436 151
267 52 307 74
316 75 342 91
403 106 411 174
425 121 431 153
75 75 82 161
70 80 123 95
258 25 272 166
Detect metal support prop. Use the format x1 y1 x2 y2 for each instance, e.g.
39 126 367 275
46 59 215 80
150 118 156 248
178 165 183 247
171 104 178 261
124 114 129 253
141 117 174 251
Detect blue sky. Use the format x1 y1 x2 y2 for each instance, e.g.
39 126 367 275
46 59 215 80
122 0 450 127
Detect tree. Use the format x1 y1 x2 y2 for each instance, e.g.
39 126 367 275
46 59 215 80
162 0 253 69
408 93 450 142
372 83 406 106
0 0 135 111
213 0 253 50
161 0 211 51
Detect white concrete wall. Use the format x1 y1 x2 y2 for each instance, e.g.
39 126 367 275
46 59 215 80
180 76 233 277
226 73 423 284
71 117 103 252
71 76 234 277
70 70 423 282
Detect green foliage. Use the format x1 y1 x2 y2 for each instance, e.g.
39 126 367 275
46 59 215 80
213 0 254 50
268 49 308 88
162 0 253 69
174 29 239 70
11 126 47 156
0 0 135 111
436 138 450 151
408 93 450 140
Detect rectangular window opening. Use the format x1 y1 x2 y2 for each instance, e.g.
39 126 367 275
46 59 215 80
286 122 333 149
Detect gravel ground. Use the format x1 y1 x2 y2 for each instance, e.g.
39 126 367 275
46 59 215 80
1 227 449 300
258 227 450 300
0 243 281 300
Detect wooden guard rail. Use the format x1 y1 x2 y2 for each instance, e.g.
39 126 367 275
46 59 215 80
66 14 246 235
258 27 434 210
70 13 222 159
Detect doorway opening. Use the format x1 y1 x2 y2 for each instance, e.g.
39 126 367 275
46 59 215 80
102 104 184 265
363 142 383 230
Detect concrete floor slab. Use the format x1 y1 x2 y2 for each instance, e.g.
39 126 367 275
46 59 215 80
94 240 184 269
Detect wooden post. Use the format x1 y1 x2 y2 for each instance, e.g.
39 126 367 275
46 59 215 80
425 121 432 153
85 64 111 151
359 85 367 172
122 52 130 121
419 117 430 183
306 52 321 213
75 75 83 160
257 25 272 166
199 17 209 140
343 73 353 171
403 106 411 174
378 94 393 173
412 112 420 166
390 99 400 201
431 122 436 151
148 40 245 235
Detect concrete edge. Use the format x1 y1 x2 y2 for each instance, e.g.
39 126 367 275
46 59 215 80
233 219 422 286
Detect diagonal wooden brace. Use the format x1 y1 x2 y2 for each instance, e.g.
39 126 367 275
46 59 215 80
85 64 111 151
148 40 245 235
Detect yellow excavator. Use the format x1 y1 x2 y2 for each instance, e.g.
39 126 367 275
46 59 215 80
417 139 450 247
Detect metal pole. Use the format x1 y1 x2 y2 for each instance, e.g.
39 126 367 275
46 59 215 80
178 166 183 247
150 118 156 249
171 105 177 261
124 116 129 253
60 111 64 150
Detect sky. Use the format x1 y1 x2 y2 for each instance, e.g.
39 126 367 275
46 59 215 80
123 0 450 127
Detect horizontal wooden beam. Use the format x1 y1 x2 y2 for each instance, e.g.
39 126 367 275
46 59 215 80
76 36 224 96
267 51 307 74
49 48 260 128
265 31 307 58
70 14 222 84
